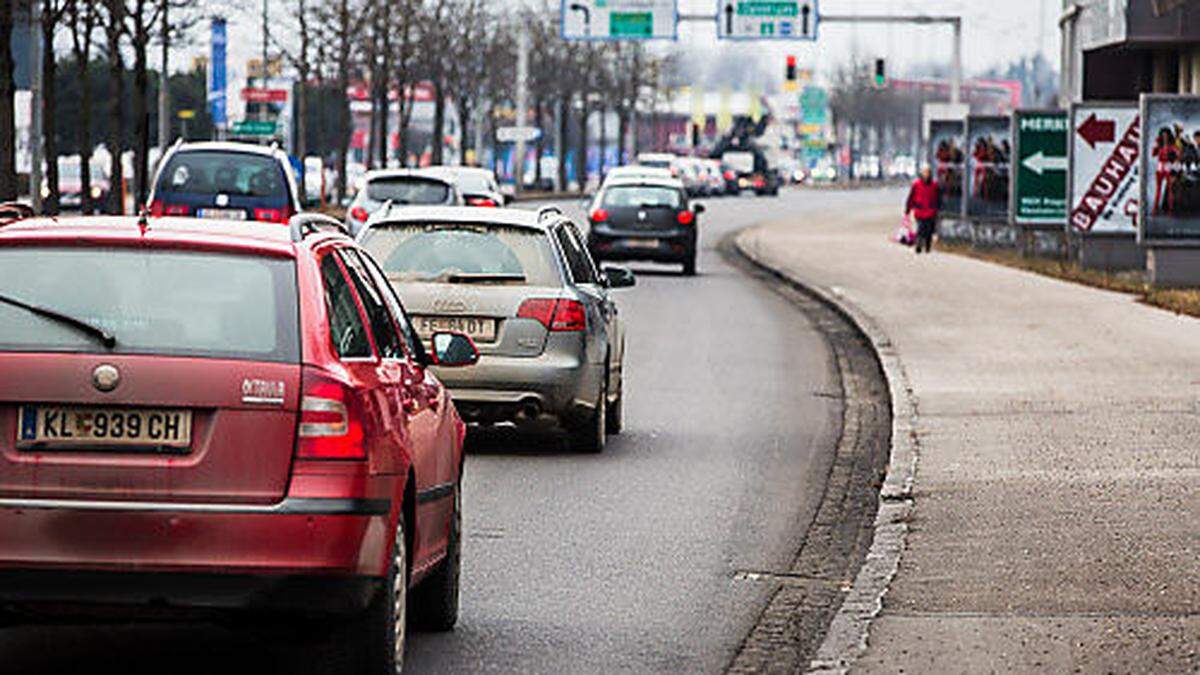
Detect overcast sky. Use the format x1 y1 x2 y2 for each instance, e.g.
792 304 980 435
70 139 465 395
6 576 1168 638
202 0 1061 88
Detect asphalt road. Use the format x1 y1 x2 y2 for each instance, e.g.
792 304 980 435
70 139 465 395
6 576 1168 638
0 188 848 674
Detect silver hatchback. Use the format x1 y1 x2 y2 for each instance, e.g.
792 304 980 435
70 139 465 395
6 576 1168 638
358 206 634 452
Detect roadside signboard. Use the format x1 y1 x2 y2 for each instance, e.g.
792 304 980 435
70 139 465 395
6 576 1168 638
231 119 277 137
964 115 1012 221
1069 102 1139 235
928 119 965 218
242 88 289 104
562 0 678 41
717 0 819 40
496 126 542 143
1139 94 1200 243
208 18 227 127
801 86 828 126
1012 110 1069 226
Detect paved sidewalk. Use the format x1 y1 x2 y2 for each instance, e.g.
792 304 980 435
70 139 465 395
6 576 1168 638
738 188 1199 673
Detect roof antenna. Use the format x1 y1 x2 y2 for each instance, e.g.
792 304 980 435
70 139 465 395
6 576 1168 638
136 204 150 235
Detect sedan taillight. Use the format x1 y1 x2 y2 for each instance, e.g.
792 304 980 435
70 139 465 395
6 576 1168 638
467 197 498 207
517 298 587 332
677 210 695 226
350 206 370 222
253 207 289 223
296 371 366 460
590 209 609 223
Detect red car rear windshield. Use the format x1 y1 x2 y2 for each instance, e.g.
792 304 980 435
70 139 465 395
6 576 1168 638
0 247 299 362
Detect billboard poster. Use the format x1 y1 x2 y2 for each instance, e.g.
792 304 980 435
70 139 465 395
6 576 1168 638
965 116 1012 220
1069 103 1139 235
1140 95 1200 242
1012 110 1069 226
208 18 227 128
928 119 965 218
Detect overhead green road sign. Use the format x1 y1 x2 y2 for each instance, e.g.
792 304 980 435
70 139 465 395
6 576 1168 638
1013 110 1068 226
611 12 653 36
231 119 277 137
562 0 678 41
718 0 818 40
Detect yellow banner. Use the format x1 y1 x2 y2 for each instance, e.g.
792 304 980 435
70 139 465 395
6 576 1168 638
717 88 733 133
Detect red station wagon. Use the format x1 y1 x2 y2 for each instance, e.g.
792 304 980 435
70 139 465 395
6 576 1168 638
0 206 477 672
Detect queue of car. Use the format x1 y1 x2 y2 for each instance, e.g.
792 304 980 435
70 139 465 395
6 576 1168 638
0 140 640 673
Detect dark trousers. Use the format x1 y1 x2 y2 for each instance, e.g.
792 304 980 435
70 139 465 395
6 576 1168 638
915 218 936 253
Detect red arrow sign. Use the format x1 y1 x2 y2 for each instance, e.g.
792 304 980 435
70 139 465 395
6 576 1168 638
1077 113 1116 149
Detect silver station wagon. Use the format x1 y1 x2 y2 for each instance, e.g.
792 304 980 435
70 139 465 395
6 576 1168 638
358 206 634 452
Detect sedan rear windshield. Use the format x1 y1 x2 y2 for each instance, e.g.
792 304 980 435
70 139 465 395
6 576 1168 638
158 151 287 200
360 224 560 286
0 247 299 362
365 178 451 205
601 185 683 209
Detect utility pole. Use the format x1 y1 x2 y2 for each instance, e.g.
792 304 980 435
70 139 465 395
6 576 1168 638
514 23 529 195
29 0 42 212
261 0 269 121
158 0 170 157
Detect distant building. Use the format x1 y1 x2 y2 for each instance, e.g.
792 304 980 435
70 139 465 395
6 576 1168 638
1061 0 1200 103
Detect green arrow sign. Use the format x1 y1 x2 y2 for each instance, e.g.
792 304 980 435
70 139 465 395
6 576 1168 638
610 12 653 37
231 119 278 137
1013 110 1068 225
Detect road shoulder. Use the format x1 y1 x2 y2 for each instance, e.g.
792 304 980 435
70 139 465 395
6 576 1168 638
720 234 896 673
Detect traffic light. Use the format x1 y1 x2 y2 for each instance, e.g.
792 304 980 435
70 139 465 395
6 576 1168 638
873 58 887 88
784 55 799 92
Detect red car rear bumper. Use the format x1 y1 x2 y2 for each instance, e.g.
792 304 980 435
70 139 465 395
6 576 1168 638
0 496 394 616
0 496 391 574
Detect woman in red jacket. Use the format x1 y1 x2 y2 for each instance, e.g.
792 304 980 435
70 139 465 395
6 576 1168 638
907 165 942 254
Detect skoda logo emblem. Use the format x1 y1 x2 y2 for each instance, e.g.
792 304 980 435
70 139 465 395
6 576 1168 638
92 364 121 393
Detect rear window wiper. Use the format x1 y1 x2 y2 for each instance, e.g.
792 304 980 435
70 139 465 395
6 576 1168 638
447 273 526 284
0 292 117 349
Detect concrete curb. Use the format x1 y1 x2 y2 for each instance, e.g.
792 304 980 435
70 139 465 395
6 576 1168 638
734 228 920 675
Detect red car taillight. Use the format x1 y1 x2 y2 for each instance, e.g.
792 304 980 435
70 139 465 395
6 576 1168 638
467 197 498 207
724 170 736 181
590 208 609 223
150 200 188 216
296 371 366 460
517 298 587 332
677 210 695 226
253 207 290 223
350 206 369 222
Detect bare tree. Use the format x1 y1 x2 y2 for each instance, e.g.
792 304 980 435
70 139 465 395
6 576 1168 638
39 0 72 214
390 0 420 166
68 0 97 212
312 0 365 200
125 0 165 207
0 0 17 201
102 0 125 213
272 0 316 171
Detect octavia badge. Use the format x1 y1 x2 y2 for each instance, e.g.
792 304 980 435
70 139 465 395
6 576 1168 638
92 364 120 392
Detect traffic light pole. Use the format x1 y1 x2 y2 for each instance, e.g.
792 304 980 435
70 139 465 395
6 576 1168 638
817 15 963 104
674 13 964 105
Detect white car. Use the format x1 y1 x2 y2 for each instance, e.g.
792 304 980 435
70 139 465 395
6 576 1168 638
422 166 508 208
345 168 465 236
